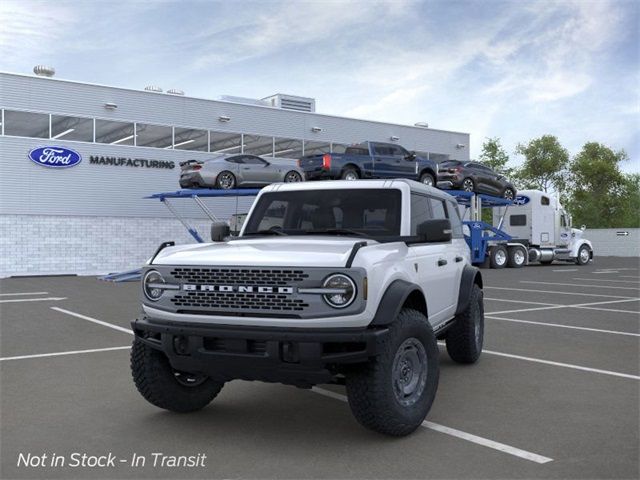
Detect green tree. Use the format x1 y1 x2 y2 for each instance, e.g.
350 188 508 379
478 137 513 176
566 142 637 228
515 135 569 193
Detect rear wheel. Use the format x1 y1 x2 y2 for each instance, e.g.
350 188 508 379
462 178 475 192
446 284 484 364
216 171 236 189
419 172 435 186
284 170 303 183
346 309 439 436
341 168 359 181
131 338 224 413
503 187 515 200
489 245 508 269
507 246 526 268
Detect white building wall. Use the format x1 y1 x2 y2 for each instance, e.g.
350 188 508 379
586 228 640 257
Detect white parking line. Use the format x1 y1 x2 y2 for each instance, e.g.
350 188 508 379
0 297 67 303
0 291 49 296
553 269 578 272
486 286 637 299
487 297 640 316
485 298 558 307
486 315 640 337
620 275 640 279
520 281 640 291
51 307 133 335
311 387 553 464
0 346 131 362
482 349 640 381
573 278 640 284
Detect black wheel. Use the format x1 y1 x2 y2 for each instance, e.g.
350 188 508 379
345 309 439 436
507 246 526 268
503 187 515 200
461 178 475 192
419 172 435 187
489 245 508 269
576 245 591 265
341 168 360 181
446 284 484 364
284 170 303 183
131 337 224 413
216 171 236 189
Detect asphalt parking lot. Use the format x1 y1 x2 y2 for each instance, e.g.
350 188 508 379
1 257 638 479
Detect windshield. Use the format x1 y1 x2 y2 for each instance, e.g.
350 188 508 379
243 189 402 239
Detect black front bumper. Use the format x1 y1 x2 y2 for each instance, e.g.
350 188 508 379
132 317 388 387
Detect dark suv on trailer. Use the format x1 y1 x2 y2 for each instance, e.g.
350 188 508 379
437 160 516 199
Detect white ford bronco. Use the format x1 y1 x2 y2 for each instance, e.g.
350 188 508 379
131 179 484 436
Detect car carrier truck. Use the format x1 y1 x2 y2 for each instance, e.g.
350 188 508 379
492 189 593 266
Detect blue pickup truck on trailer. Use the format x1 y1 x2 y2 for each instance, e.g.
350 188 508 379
299 141 439 186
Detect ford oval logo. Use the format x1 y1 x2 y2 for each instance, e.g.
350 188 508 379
28 146 82 168
513 195 530 205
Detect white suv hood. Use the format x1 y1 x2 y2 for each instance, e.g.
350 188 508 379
152 236 368 267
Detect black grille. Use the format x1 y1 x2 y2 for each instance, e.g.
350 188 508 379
171 292 309 312
170 268 309 286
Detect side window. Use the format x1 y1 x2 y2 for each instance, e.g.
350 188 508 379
429 198 448 220
410 194 432 234
389 145 405 157
226 156 243 164
510 215 527 226
373 144 392 156
541 196 550 206
242 156 267 165
446 201 464 238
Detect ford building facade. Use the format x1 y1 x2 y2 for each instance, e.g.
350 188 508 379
0 71 470 277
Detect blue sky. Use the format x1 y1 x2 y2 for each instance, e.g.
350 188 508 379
1 0 638 172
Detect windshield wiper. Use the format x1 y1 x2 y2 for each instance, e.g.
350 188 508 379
305 228 370 238
244 229 288 236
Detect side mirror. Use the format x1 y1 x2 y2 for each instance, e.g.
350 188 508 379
581 224 586 231
405 151 416 161
408 219 452 244
211 222 230 242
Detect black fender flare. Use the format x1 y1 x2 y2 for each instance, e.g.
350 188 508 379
370 279 426 326
455 265 483 316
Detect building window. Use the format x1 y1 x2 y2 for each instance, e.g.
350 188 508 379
244 134 274 156
136 123 172 149
210 131 243 154
4 110 49 138
95 119 135 145
273 137 303 159
304 140 330 156
50 114 93 142
173 127 208 151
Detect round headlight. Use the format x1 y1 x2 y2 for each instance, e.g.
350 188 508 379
322 274 356 308
143 270 165 301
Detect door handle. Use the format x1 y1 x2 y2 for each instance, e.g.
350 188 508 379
242 167 250 170
437 259 447 267
455 256 463 263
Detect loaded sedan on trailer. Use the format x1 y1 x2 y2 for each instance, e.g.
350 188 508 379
179 154 305 189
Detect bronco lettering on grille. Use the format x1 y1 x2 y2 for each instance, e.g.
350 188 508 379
182 285 295 294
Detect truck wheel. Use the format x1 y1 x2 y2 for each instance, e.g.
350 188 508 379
489 245 508 269
419 172 435 186
507 246 526 268
216 171 236 189
345 309 439 436
446 284 484 364
131 337 224 413
576 245 591 265
341 168 360 181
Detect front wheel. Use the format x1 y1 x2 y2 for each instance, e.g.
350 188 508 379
419 172 435 186
216 171 236 189
284 170 303 183
503 187 515 200
346 309 439 436
462 178 475 192
576 245 591 265
446 284 484 364
131 337 224 413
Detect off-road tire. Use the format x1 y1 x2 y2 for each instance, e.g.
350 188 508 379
131 337 224 413
341 167 360 181
345 309 439 436
507 246 526 268
489 245 508 269
420 172 435 187
445 284 484 364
